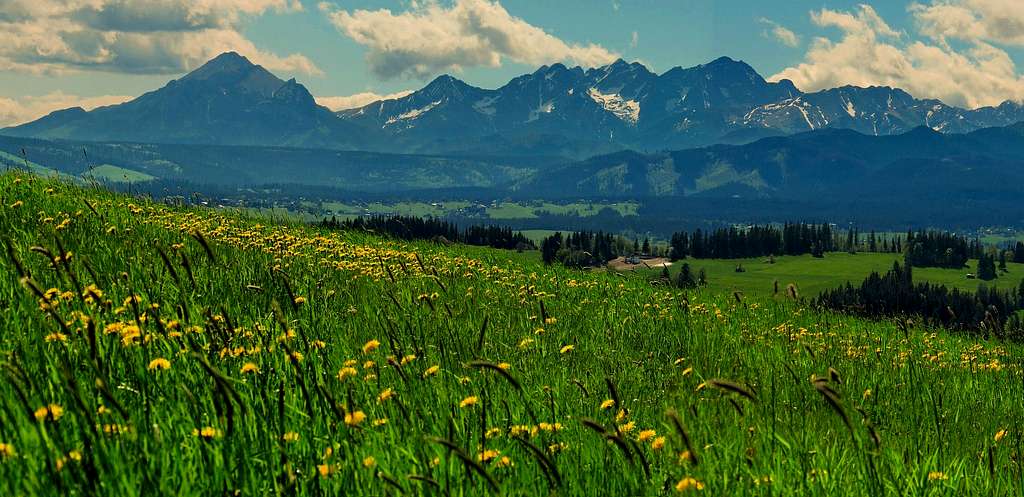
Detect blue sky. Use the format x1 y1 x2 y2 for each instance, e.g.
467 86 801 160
2 0 1024 125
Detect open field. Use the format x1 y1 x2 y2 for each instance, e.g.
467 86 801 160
624 252 1024 298
1 172 1023 495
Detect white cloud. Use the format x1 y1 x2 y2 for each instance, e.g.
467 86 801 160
911 0 1024 47
0 0 319 76
759 18 800 48
0 92 133 127
770 4 1024 108
323 0 619 79
316 90 414 111
630 31 639 49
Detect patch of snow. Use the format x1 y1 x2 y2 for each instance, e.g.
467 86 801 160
385 100 441 126
527 101 555 122
844 99 857 118
472 96 499 116
587 88 640 125
568 88 574 95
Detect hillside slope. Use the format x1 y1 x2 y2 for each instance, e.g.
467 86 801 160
0 172 1020 494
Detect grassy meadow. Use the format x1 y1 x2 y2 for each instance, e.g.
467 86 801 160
625 253 1024 298
0 171 1023 495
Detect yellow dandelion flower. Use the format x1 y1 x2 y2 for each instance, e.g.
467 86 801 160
0 443 14 459
495 456 513 468
362 456 376 468
423 365 440 378
477 449 500 463
317 464 334 477
147 358 171 371
459 396 479 408
344 411 366 427
377 388 395 402
372 418 389 427
497 362 511 370
362 339 380 354
995 429 1008 443
193 426 221 439
652 436 666 450
282 432 300 443
337 367 357 381
675 476 705 492
637 429 657 442
44 333 68 343
34 404 63 422
600 399 616 410
559 344 574 354
928 471 948 481
518 337 534 349
240 363 260 374
293 296 307 306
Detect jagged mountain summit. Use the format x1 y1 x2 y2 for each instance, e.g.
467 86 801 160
3 52 369 149
6 52 1024 156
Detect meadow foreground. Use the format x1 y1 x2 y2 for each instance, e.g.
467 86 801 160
0 172 1021 496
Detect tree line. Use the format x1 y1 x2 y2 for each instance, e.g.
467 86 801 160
321 215 534 251
816 260 1024 339
668 223 848 260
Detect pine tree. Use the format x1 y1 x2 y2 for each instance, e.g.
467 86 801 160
675 263 695 289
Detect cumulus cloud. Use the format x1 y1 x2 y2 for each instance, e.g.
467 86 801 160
316 90 414 111
911 0 1024 47
0 92 133 127
770 4 1024 108
0 0 319 76
322 0 619 79
759 18 800 47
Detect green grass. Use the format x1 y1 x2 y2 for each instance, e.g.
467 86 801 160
85 164 156 183
1 171 1023 495
631 252 1024 298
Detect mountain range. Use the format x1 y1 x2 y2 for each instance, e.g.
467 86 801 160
5 52 1024 157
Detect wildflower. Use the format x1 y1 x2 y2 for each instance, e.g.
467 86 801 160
362 339 380 354
34 404 64 422
293 296 306 306
423 365 440 378
286 351 303 363
400 354 417 365
282 432 300 443
518 337 534 349
337 367 357 381
544 317 557 324
995 429 1008 443
460 396 479 408
497 362 511 370
559 344 574 354
928 471 948 481
148 358 171 371
317 464 335 477
9 201 22 209
193 426 221 439
679 450 693 464
637 429 657 442
45 332 68 343
377 388 395 402
652 436 666 450
477 449 500 463
675 477 705 492
362 456 376 468
240 363 259 374
619 421 636 433
600 399 616 410
344 411 366 427
0 443 14 459
372 418 389 427
495 456 513 468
